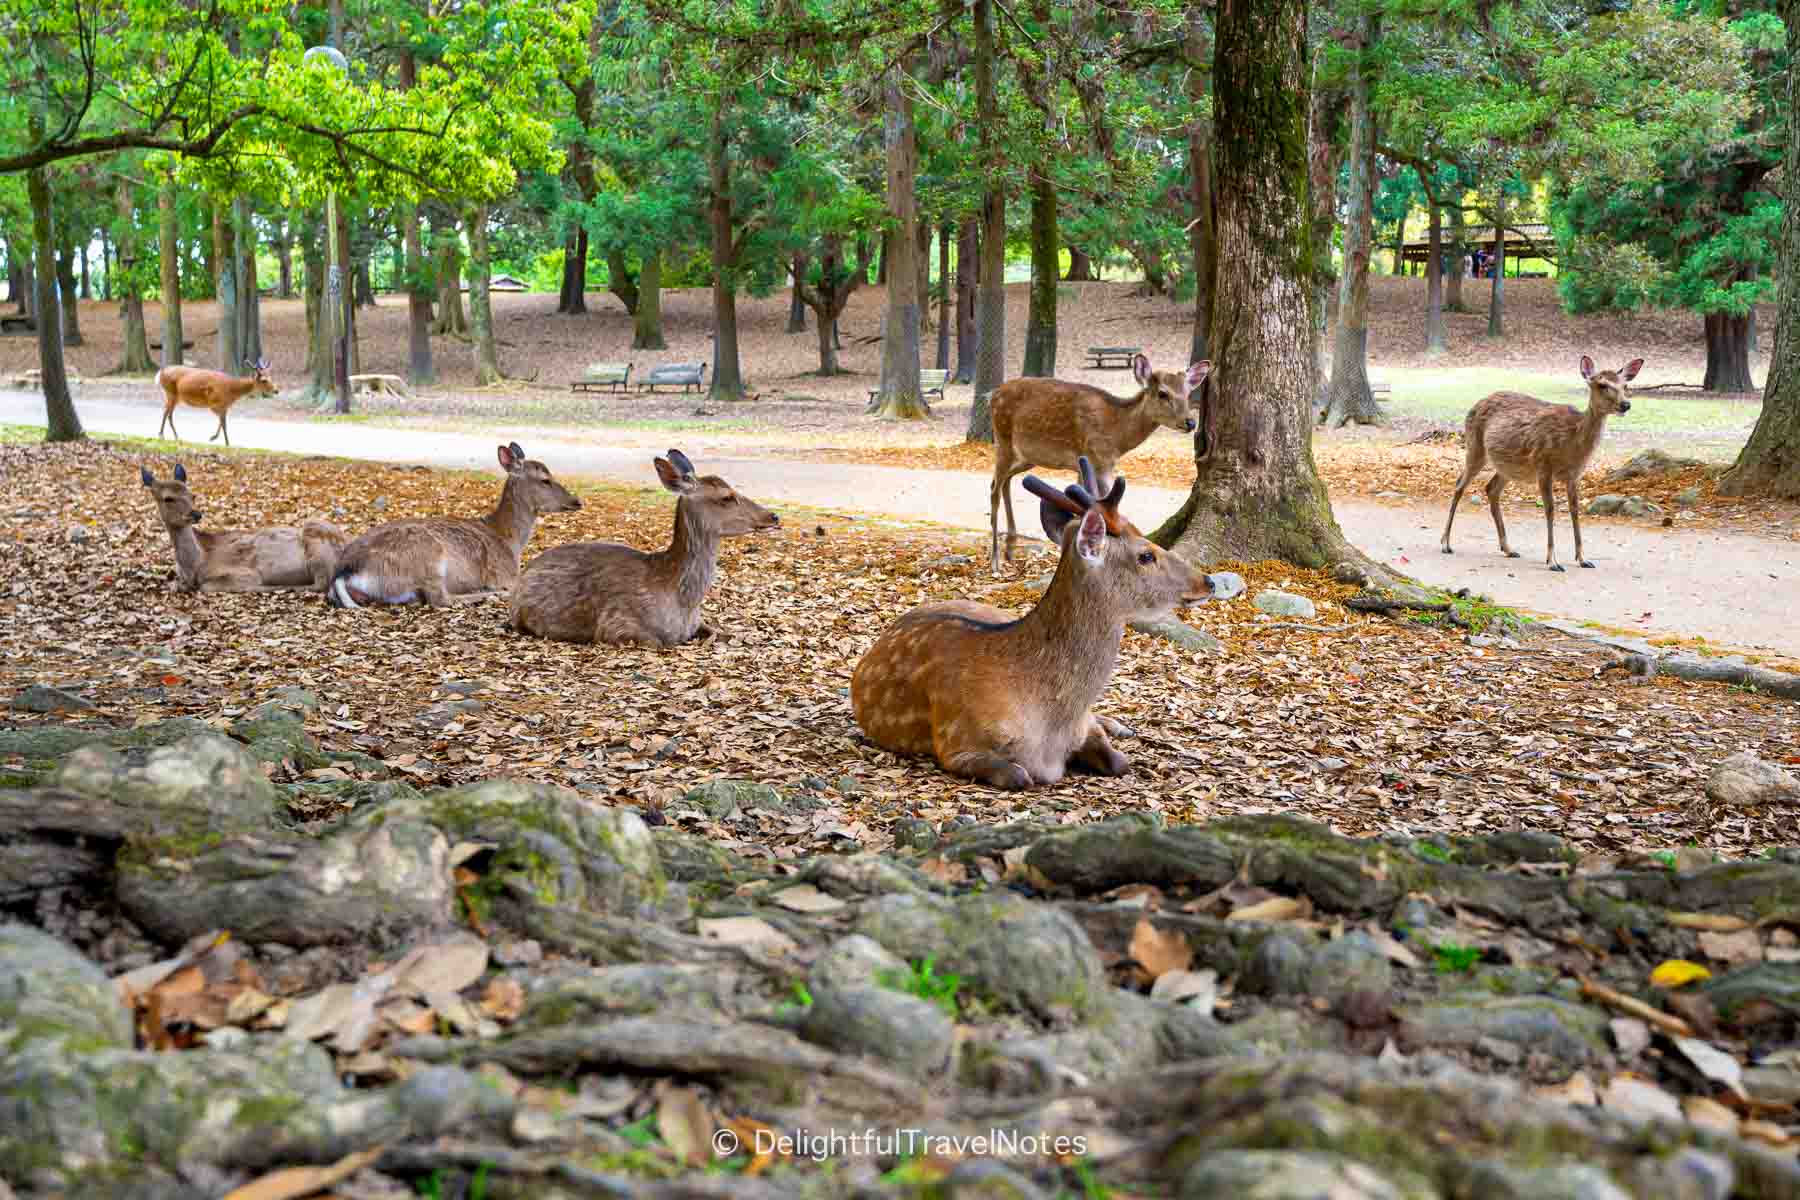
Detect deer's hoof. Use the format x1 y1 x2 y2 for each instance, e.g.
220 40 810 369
1441 545 1453 555
1549 563 1566 573
1579 560 1596 569
1504 551 1521 559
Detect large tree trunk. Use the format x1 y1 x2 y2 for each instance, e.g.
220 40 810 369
79 245 90 300
873 69 927 419
216 199 240 374
29 156 81 442
115 179 155 375
1703 313 1756 393
607 250 639 317
967 0 1005 442
404 204 434 386
1064 246 1095 281
56 239 82 347
234 194 261 366
431 222 467 336
954 217 977 384
1446 203 1467 311
915 221 932 334
1308 82 1344 407
709 104 747 402
799 234 860 375
1188 10 1216 364
275 219 294 299
1323 10 1380 427
5 252 23 315
558 225 589 314
336 210 359 378
633 249 666 349
468 204 502 386
936 224 952 370
157 178 183 367
1021 170 1058 377
210 200 226 300
1486 212 1505 338
1425 198 1447 357
787 253 807 332
1152 0 1369 574
304 213 330 398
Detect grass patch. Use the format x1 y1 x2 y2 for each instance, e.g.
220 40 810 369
1431 942 1482 975
1379 367 1760 445
878 956 962 1019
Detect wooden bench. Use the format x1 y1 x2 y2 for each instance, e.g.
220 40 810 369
0 314 34 335
350 373 413 401
1086 345 1141 369
867 368 949 403
572 362 632 393
1372 380 1392 397
640 362 707 394
9 367 82 390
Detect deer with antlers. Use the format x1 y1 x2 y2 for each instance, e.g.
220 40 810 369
986 354 1211 575
326 443 581 608
510 450 780 647
140 463 347 592
1440 355 1644 572
155 358 276 447
853 457 1212 789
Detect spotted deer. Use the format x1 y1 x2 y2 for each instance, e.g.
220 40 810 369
326 443 581 607
510 450 779 647
140 463 347 592
1440 356 1644 572
853 457 1213 790
987 354 1211 575
155 358 277 447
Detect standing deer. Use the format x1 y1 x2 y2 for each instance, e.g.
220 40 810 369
140 463 347 592
155 358 276 447
987 354 1211 575
1440 356 1644 572
326 443 581 608
510 449 779 647
854 457 1213 790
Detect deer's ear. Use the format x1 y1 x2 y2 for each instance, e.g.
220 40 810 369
141 466 155 487
1075 508 1107 563
1580 355 1595 381
173 463 186 483
1185 360 1211 392
1039 498 1076 543
1132 354 1152 386
1621 358 1644 381
497 445 516 470
654 456 695 493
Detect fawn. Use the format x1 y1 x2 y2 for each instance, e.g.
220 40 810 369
987 354 1211 575
140 463 346 592
155 359 277 447
326 443 581 607
1441 356 1643 572
854 456 1212 789
509 449 779 647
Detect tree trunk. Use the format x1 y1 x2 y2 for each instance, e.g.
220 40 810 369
1021 170 1059 377
354 256 375 308
276 220 294 299
235 194 261 366
468 204 501 385
1323 10 1380 427
304 213 330 398
873 69 927 419
709 104 746 402
1393 215 1407 275
1446 203 1467 311
954 217 977 384
633 249 666 349
115 179 154 375
1425 199 1447 356
1702 313 1756 393
210 200 226 300
606 249 639 317
1487 218 1505 338
1307 82 1344 406
799 234 860 375
916 220 931 334
157 180 183 367
1189 9 1216 365
936 224 952 370
1064 246 1095 282
79 244 90 300
403 204 434 386
6 252 22 314
29 157 81 442
968 0 1005 442
559 225 589 314
336 210 359 377
56 240 82 347
432 222 467 336
787 253 807 332
216 199 240 375
876 232 889 285
1151 0 1369 574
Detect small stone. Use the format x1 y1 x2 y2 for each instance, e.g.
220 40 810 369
1620 497 1663 519
1253 589 1317 619
494 939 544 967
1129 618 1223 654
1706 752 1800 808
1674 486 1703 509
8 684 94 713
892 817 938 852
927 554 974 569
810 934 909 994
1183 1150 1415 1200
941 1160 1049 1200
1465 1161 1632 1200
64 525 89 544
1628 1149 1734 1200
1331 561 1369 586
372 496 389 511
834 774 863 796
680 778 786 818
1313 756 1349 773
266 686 320 713
1477 1034 1524 1065
800 985 956 1079
1606 449 1703 482
1305 932 1392 1002
1207 571 1247 600
1585 494 1627 515
1240 931 1315 997
1397 995 1609 1069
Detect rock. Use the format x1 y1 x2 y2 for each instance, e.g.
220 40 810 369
1674 486 1704 509
1463 1162 1630 1200
372 495 389 511
1620 497 1663 519
941 1160 1049 1200
1606 449 1703 482
680 778 788 818
516 966 739 1026
1332 561 1370 586
1627 1149 1734 1200
0 923 133 1052
926 554 974 568
651 828 754 884
1183 1150 1428 1200
893 817 938 851
1699 963 1800 1020
1306 932 1393 1002
49 734 278 831
1705 753 1800 808
800 985 956 1078
493 939 543 967
1207 571 1247 601
266 686 320 713
1396 995 1609 1069
1239 930 1315 997
1129 618 1223 654
810 935 910 995
415 699 485 730
64 525 88 545
1586 495 1627 515
1254 589 1317 619
7 684 94 713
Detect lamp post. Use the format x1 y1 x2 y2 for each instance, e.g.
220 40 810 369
302 44 352 414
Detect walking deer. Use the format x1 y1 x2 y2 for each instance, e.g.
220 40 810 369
156 359 277 447
509 449 779 647
140 463 347 592
987 354 1210 574
326 443 581 608
1440 356 1644 572
853 456 1213 790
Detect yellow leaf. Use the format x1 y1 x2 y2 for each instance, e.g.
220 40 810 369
1650 959 1713 988
1128 918 1193 980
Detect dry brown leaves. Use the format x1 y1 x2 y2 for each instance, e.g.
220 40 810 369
2 438 1797 856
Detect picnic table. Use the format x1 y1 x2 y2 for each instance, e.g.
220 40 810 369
867 368 949 403
640 362 708 394
1086 346 1141 369
572 362 632 393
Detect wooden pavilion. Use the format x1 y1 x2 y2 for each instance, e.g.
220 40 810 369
1396 221 1555 276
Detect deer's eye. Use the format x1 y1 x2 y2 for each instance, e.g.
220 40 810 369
1137 550 1156 566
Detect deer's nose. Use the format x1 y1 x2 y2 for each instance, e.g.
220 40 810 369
190 511 203 523
1618 400 1631 414
1183 418 1198 432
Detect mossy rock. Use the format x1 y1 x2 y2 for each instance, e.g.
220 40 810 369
48 734 278 832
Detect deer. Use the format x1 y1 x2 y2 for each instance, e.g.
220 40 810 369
853 456 1213 790
987 354 1211 575
140 463 347 592
1440 355 1644 572
509 449 780 647
326 443 582 608
155 358 277 447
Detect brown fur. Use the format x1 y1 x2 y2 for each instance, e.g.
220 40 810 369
156 359 276 447
140 464 346 592
854 461 1213 790
327 443 580 607
510 451 779 647
1440 355 1643 571
988 354 1210 574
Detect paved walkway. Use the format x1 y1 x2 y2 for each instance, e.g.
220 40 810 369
6 390 1797 657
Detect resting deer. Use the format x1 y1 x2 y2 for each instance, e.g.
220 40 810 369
326 443 581 608
1440 356 1643 572
987 354 1210 575
510 449 779 647
854 457 1213 790
140 463 347 592
156 358 276 447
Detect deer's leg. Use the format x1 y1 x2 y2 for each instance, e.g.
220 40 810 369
419 579 455 607
989 465 1008 575
1094 714 1137 740
161 409 179 441
1566 476 1594 568
1485 475 1519 558
943 749 1034 791
1540 474 1562 571
1000 466 1025 566
218 411 230 447
1069 716 1130 777
1442 443 1487 553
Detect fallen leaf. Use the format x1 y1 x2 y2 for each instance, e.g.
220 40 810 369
1609 1017 1651 1058
1537 1070 1598 1107
1649 959 1713 989
657 1084 715 1166
1682 1096 1741 1136
1741 1119 1795 1148
1128 918 1193 980
1226 896 1312 923
769 884 847 913
1667 912 1751 933
1697 929 1763 966
1362 923 1423 968
1672 1036 1748 1100
221 1146 385 1200
917 857 969 885
697 916 799 955
395 934 489 997
479 976 527 1022
1150 967 1219 1009
1601 1074 1682 1122
448 840 496 867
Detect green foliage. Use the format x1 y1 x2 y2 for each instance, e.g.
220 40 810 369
878 956 962 1019
1431 943 1482 975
